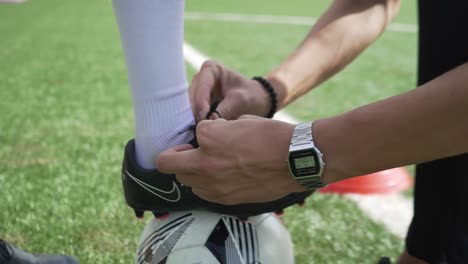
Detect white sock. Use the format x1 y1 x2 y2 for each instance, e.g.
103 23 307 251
113 0 195 169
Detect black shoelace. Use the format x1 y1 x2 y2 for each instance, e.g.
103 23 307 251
177 99 224 149
0 239 13 262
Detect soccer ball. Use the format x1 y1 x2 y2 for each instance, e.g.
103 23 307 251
135 210 294 264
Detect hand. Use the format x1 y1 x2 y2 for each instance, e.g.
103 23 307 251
156 115 306 205
190 60 272 121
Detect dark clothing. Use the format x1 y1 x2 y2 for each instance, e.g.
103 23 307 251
417 0 468 84
406 1 468 263
408 155 468 263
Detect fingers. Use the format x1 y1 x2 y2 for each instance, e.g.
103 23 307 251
238 114 263 120
156 144 197 174
190 60 222 121
214 91 247 120
172 144 195 152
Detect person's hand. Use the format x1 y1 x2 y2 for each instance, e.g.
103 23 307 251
190 60 273 121
156 115 306 205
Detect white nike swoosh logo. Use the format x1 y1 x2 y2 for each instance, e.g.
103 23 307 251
124 170 181 202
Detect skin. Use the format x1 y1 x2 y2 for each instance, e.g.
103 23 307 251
156 0 468 262
158 63 468 201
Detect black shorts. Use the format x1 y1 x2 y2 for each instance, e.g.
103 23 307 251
406 153 468 263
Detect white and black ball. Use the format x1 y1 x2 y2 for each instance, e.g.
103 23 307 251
136 210 294 264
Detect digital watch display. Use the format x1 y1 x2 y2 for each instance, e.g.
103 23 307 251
287 121 326 190
288 149 320 177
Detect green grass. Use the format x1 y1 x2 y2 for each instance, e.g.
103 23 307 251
0 0 414 263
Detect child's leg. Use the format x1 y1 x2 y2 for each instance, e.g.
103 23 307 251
113 0 195 169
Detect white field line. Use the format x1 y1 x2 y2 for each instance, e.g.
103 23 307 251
185 11 418 33
346 194 413 238
0 0 26 3
183 41 414 239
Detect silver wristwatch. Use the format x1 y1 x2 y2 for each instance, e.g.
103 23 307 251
287 121 326 190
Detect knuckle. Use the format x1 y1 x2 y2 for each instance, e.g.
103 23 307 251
201 60 216 70
196 121 214 143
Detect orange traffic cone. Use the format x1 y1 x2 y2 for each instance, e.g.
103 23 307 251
319 167 412 195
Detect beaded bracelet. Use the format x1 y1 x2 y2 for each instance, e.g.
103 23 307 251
252 76 278 118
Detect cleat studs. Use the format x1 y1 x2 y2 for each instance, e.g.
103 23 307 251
134 210 145 219
153 212 170 220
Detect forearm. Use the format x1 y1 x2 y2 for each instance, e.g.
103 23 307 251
315 62 468 184
266 0 400 108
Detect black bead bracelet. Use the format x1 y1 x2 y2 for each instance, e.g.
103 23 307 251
252 76 278 119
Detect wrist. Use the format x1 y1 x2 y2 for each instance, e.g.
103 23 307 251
250 78 274 118
264 74 287 109
279 121 308 193
252 77 279 118
312 118 351 184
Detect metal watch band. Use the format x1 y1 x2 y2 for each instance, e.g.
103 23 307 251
290 121 326 189
291 121 315 147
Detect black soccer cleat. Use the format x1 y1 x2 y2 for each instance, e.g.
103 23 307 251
122 139 314 219
0 239 79 264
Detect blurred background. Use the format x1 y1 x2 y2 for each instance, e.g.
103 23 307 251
0 0 417 263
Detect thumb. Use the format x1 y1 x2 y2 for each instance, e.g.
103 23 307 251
238 114 264 120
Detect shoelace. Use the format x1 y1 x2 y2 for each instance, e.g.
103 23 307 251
205 99 221 119
178 99 221 135
0 239 13 262
177 99 222 148
178 99 222 135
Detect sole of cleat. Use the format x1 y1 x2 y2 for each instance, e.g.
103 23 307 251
153 212 169 219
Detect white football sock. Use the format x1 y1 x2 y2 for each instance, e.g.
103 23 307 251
113 0 195 169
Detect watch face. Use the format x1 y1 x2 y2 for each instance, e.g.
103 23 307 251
288 148 320 177
294 156 316 169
